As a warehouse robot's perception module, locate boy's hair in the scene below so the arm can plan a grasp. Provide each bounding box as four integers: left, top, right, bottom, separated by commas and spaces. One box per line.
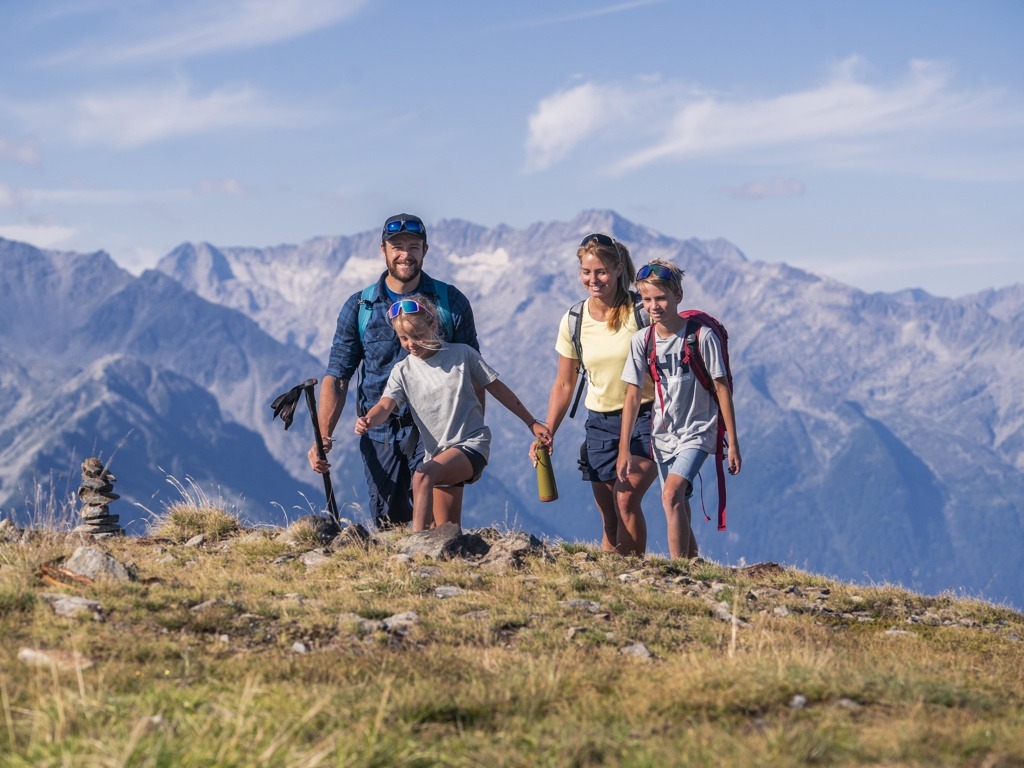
635, 259, 685, 297
577, 235, 638, 332
389, 294, 443, 351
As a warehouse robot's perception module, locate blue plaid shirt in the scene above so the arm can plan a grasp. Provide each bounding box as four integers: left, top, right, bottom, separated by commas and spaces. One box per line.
325, 271, 479, 442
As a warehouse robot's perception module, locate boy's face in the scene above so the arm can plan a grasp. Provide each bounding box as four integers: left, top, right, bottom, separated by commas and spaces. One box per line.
639, 282, 681, 324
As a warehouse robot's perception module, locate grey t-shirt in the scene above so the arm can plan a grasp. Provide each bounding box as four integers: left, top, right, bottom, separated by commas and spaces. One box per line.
383, 342, 500, 460
621, 325, 725, 461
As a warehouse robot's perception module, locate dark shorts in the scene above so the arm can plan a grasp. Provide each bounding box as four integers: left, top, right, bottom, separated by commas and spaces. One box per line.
446, 446, 488, 487
579, 402, 653, 483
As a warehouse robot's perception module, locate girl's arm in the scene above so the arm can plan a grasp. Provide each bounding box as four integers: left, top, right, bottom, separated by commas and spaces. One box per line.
354, 397, 398, 435
713, 379, 741, 475
615, 383, 643, 483
543, 354, 578, 439
484, 380, 552, 445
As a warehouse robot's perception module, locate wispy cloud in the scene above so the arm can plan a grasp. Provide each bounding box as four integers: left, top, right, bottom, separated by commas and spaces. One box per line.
48, 0, 367, 65
196, 177, 248, 197
525, 57, 1024, 180
13, 79, 301, 148
724, 178, 805, 200
0, 223, 77, 248
0, 135, 42, 166
0, 183, 15, 208
510, 0, 664, 29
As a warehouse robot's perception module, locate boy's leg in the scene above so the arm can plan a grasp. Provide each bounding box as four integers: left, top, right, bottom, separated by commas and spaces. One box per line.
411, 447, 473, 530
662, 474, 697, 559
658, 449, 708, 559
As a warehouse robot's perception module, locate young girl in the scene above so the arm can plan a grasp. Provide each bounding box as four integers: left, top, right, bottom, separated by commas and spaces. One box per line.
356, 295, 552, 531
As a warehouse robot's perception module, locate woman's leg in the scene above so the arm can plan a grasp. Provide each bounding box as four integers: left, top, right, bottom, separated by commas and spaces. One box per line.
411, 448, 473, 531
590, 481, 619, 552
614, 455, 655, 557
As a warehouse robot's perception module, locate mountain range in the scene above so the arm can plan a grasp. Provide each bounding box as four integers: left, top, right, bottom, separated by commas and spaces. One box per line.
1, 210, 1021, 608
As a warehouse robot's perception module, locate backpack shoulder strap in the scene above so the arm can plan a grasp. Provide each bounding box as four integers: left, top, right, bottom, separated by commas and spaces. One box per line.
432, 281, 455, 340
631, 289, 650, 330
357, 284, 376, 341
567, 300, 587, 419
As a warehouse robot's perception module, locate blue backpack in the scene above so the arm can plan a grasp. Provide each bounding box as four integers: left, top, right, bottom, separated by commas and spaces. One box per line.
357, 282, 454, 341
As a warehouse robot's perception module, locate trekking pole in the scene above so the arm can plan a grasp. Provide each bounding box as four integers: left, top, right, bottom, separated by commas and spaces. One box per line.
270, 378, 341, 524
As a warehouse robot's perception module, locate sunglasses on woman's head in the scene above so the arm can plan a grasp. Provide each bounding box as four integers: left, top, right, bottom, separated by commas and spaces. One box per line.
579, 233, 615, 248
636, 263, 675, 281
387, 299, 424, 319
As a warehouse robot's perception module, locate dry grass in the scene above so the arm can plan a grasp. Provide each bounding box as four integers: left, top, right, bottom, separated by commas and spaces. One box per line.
1, 515, 1022, 767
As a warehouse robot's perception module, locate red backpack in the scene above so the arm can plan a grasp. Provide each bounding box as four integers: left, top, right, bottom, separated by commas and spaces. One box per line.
645, 310, 733, 531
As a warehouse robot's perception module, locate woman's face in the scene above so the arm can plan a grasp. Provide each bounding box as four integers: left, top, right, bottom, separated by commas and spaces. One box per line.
579, 252, 621, 303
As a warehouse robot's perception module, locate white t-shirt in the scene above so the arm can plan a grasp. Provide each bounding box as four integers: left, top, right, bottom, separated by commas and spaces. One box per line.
383, 342, 499, 460
621, 325, 725, 461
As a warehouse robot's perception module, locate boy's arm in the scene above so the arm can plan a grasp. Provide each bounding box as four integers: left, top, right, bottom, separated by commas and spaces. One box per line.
616, 383, 643, 483
484, 380, 552, 445
713, 378, 741, 475
355, 397, 397, 435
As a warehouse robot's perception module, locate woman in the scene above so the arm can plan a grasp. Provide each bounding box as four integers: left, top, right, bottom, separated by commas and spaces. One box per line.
533, 233, 657, 555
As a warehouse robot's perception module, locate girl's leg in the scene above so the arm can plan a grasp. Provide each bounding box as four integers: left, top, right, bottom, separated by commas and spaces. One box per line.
614, 455, 656, 557
590, 481, 619, 552
662, 474, 698, 559
411, 448, 473, 531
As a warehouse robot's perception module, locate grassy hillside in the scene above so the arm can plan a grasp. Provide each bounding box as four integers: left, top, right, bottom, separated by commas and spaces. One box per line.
1, 506, 1022, 767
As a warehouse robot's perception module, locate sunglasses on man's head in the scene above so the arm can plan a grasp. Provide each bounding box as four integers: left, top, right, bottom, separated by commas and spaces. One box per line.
385, 219, 424, 236
636, 263, 676, 282
579, 233, 615, 248
387, 299, 425, 319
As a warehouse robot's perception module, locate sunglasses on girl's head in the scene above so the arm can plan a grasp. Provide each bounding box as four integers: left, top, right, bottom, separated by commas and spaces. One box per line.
387, 299, 424, 319
385, 219, 424, 235
579, 233, 615, 248
636, 263, 675, 281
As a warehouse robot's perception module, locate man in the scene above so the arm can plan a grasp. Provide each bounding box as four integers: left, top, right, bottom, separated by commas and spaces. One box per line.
308, 213, 479, 528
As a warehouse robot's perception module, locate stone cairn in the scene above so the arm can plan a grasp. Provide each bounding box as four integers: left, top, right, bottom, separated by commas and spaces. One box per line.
73, 458, 123, 538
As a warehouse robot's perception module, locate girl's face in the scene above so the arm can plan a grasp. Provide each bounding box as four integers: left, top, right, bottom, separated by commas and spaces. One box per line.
639, 282, 682, 324
394, 319, 435, 358
579, 252, 621, 303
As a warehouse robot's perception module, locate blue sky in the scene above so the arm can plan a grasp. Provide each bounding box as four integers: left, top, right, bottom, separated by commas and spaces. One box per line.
1, 0, 1022, 297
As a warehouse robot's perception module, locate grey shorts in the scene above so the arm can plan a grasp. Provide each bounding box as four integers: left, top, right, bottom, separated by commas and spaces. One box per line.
656, 448, 709, 498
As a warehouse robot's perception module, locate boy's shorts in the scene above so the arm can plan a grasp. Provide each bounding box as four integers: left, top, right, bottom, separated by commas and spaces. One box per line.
579, 402, 653, 483
656, 448, 709, 497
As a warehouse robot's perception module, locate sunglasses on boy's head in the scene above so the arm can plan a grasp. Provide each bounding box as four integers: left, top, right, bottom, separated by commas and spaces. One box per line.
636, 263, 675, 282
579, 233, 615, 248
385, 219, 424, 236
387, 299, 424, 319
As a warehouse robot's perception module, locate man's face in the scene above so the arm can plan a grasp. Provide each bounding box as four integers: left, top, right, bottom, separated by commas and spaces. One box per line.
381, 234, 427, 283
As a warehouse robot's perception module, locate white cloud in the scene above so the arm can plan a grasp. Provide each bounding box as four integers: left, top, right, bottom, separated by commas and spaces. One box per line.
524, 81, 664, 172
725, 178, 805, 200
52, 0, 367, 65
525, 58, 1024, 180
0, 184, 15, 208
0, 223, 77, 248
16, 80, 298, 148
196, 178, 248, 197
0, 135, 42, 165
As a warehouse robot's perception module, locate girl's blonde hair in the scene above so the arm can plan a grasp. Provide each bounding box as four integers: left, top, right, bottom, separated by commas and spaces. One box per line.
389, 294, 443, 352
577, 234, 638, 332
635, 259, 685, 297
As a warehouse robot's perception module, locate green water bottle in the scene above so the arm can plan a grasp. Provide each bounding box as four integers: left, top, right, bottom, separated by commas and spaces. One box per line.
535, 441, 558, 502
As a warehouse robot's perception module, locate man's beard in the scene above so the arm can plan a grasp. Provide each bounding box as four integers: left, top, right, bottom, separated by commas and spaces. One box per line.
388, 261, 422, 283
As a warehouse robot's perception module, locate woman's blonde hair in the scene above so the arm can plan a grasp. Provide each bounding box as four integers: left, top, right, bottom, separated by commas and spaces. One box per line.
577, 234, 638, 332
389, 294, 443, 352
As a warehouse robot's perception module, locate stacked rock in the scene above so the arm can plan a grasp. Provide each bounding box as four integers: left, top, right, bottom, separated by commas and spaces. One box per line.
73, 458, 123, 538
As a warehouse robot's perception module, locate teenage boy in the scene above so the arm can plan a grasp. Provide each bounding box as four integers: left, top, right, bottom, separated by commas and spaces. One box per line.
308, 213, 479, 529
616, 260, 741, 558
